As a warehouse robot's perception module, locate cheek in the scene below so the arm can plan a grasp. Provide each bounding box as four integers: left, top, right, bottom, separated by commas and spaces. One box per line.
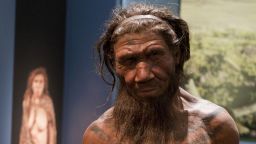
40, 84, 45, 91
116, 68, 136, 85
40, 82, 44, 87
152, 62, 175, 80
124, 71, 136, 86
32, 83, 36, 89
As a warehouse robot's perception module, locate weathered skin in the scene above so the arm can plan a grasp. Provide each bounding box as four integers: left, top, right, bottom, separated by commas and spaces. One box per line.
83, 31, 239, 144
83, 88, 239, 144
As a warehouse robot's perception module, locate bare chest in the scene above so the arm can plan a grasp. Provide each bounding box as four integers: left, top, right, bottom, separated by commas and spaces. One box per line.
99, 114, 212, 144
108, 120, 212, 144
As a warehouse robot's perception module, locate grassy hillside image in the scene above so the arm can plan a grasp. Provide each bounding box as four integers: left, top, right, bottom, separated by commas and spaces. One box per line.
181, 0, 256, 141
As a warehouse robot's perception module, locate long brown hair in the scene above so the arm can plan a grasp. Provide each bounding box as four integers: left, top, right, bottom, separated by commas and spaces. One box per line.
97, 3, 190, 143
96, 3, 190, 91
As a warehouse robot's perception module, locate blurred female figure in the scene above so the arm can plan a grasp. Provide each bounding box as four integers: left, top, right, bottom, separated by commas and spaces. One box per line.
19, 67, 56, 144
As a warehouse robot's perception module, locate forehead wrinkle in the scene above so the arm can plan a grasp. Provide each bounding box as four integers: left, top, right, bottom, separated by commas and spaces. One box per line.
115, 39, 164, 56
114, 32, 165, 50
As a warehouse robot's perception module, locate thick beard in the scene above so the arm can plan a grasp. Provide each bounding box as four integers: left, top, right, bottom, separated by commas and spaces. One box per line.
112, 72, 183, 144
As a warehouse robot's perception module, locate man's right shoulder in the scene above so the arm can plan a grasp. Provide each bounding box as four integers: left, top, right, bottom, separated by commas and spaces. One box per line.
83, 108, 116, 144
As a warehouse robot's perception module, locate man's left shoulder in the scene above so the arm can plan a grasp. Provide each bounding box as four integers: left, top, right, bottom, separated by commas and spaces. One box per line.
198, 99, 240, 144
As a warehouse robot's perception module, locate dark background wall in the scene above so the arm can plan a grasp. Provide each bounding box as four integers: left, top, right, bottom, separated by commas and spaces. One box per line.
0, 0, 15, 143
11, 0, 65, 143
62, 0, 116, 143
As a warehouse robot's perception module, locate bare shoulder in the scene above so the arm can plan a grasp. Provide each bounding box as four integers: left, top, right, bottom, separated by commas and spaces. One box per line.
180, 88, 240, 144
196, 99, 239, 144
83, 107, 116, 144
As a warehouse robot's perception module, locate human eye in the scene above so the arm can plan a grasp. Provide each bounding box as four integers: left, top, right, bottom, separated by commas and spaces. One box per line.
148, 49, 164, 58
151, 50, 160, 56
118, 55, 138, 66
124, 56, 138, 65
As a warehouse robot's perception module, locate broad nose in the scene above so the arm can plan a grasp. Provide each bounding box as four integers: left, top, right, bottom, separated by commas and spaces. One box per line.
135, 62, 154, 83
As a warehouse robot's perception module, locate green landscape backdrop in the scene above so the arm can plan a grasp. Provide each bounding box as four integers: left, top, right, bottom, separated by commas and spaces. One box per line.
181, 0, 256, 141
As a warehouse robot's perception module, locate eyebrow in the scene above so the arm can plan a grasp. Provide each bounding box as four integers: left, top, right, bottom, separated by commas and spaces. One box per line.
117, 53, 139, 61
117, 46, 166, 61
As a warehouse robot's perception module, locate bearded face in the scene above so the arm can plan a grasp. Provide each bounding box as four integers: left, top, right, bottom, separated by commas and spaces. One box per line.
114, 32, 178, 99
112, 32, 184, 143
